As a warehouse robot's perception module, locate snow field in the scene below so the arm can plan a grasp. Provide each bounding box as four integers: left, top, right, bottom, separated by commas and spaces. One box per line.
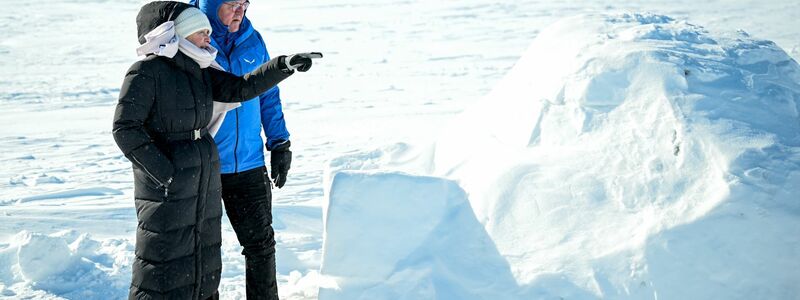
2, 0, 800, 298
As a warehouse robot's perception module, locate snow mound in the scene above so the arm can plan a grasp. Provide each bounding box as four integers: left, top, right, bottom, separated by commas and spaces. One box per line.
321, 13, 800, 299
16, 232, 74, 282
0, 230, 133, 298
8, 174, 65, 187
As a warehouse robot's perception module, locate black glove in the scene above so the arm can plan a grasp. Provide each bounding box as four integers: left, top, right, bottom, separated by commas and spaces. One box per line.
281, 52, 323, 72
269, 140, 292, 188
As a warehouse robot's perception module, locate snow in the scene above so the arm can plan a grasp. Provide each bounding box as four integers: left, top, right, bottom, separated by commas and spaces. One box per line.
320, 12, 800, 300
320, 171, 521, 299
2, 0, 800, 299
0, 231, 132, 299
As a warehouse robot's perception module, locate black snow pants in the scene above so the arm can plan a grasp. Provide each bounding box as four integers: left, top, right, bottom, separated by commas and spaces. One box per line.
221, 166, 279, 300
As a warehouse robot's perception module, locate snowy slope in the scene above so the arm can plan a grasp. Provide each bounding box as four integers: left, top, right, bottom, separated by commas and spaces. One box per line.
321, 13, 800, 299
2, 0, 800, 299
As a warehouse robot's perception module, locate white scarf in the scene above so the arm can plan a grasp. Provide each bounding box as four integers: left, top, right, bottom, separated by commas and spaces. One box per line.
135, 21, 239, 137
178, 38, 218, 69
136, 21, 221, 69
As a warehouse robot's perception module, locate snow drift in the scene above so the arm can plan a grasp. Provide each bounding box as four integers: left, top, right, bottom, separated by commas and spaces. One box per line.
320, 13, 800, 299
0, 231, 133, 298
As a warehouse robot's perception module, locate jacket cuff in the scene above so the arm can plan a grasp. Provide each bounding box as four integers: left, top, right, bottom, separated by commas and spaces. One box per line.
278, 56, 295, 74
267, 139, 290, 151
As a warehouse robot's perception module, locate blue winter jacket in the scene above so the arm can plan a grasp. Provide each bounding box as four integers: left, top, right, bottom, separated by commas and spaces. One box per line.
191, 0, 290, 174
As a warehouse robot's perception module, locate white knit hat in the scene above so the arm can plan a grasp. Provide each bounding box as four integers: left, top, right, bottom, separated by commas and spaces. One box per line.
174, 7, 212, 38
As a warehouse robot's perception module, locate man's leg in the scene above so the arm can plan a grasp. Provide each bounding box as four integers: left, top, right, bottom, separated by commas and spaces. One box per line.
221, 166, 279, 300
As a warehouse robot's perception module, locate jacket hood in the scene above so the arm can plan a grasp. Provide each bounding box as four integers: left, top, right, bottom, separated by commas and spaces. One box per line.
136, 1, 194, 44
189, 0, 253, 45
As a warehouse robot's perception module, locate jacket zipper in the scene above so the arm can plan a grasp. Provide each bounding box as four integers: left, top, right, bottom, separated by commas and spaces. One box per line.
227, 38, 241, 174
191, 140, 203, 299
234, 108, 239, 173
129, 154, 169, 196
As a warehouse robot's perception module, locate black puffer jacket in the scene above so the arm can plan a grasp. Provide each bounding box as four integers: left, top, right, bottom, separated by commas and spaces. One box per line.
112, 2, 292, 299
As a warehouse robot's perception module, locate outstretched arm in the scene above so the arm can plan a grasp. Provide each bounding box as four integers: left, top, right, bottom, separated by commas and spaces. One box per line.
208, 56, 293, 103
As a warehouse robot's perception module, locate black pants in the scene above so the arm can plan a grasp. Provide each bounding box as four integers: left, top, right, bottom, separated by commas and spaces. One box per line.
221, 166, 279, 300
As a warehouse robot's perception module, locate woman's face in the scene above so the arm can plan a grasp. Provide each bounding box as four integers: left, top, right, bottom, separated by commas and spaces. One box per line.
186, 29, 211, 49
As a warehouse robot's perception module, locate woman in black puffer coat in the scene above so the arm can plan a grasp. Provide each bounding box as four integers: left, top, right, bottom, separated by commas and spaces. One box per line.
112, 2, 313, 299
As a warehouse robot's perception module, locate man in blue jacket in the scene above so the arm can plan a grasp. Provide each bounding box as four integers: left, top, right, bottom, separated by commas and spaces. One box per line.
191, 0, 299, 298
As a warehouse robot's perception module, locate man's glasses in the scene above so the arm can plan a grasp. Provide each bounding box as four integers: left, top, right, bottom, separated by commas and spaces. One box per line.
223, 1, 250, 11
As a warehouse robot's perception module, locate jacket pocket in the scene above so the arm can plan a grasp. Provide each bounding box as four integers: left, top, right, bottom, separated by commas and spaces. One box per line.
131, 162, 173, 201
132, 168, 171, 200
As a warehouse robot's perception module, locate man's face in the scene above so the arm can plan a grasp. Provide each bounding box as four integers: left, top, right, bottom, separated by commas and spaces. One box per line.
218, 0, 249, 33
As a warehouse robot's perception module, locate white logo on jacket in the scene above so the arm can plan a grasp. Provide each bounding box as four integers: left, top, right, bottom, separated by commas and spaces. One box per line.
243, 58, 255, 64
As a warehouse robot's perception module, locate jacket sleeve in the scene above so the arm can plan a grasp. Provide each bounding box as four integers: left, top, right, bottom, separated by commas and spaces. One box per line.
112, 67, 175, 187
259, 87, 290, 150
208, 56, 293, 103
258, 40, 290, 149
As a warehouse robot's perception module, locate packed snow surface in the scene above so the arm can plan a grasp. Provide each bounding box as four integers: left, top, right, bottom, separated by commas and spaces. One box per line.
320, 171, 519, 299
2, 0, 800, 299
320, 13, 800, 299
